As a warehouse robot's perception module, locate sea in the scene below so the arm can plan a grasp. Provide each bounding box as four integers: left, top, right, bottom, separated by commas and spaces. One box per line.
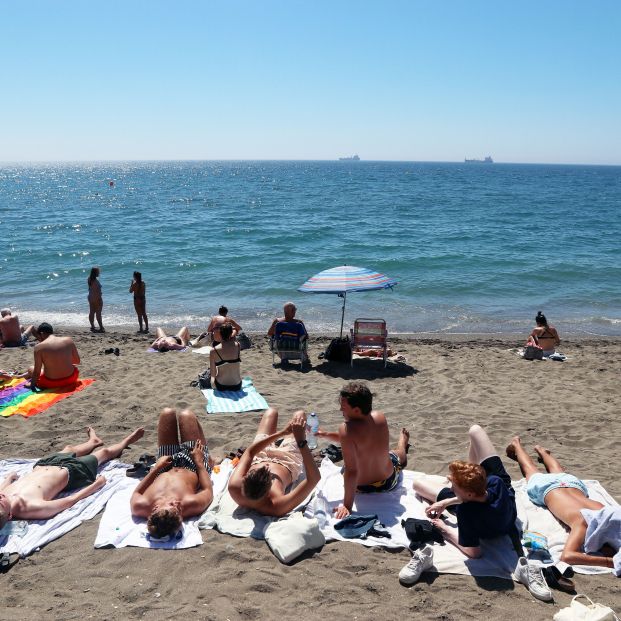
1, 161, 620, 336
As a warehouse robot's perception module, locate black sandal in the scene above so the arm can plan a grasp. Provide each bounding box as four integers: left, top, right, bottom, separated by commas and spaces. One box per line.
126, 462, 150, 478
542, 566, 576, 593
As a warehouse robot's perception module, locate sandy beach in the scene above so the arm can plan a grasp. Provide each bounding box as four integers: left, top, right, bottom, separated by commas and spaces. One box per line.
1, 329, 619, 620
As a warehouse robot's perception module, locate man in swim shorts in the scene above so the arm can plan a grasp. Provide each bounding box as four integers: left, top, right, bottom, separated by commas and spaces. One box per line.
0, 426, 144, 527
130, 408, 214, 539
506, 437, 618, 571
316, 382, 410, 519
0, 308, 34, 347
228, 408, 321, 517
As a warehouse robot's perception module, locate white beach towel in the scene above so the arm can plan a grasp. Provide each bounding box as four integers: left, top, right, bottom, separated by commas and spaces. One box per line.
147, 346, 189, 353
514, 347, 568, 361
514, 478, 617, 575
201, 377, 269, 414
191, 346, 213, 356
0, 458, 128, 558
94, 460, 231, 550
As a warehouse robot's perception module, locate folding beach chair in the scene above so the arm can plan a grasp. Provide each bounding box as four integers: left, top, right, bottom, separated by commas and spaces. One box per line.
350, 318, 388, 368
269, 321, 309, 366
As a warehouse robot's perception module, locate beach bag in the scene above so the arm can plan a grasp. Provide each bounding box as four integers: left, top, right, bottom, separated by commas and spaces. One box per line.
236, 332, 252, 350
553, 594, 618, 621
197, 368, 211, 389
523, 344, 543, 360
401, 518, 445, 548
325, 336, 351, 363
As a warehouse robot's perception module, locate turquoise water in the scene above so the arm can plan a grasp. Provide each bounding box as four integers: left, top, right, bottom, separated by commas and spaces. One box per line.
1, 161, 620, 335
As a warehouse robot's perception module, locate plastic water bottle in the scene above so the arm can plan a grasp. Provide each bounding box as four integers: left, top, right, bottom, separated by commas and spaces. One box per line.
307, 412, 319, 449
313, 491, 330, 528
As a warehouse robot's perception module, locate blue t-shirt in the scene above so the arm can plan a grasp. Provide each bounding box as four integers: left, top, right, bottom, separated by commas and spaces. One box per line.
456, 475, 517, 547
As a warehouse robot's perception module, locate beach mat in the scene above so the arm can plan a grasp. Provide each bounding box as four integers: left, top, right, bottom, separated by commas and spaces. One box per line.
201, 377, 268, 413
0, 458, 128, 558
95, 459, 231, 550
0, 377, 95, 418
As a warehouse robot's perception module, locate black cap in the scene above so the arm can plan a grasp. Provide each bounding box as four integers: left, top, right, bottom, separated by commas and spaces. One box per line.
37, 322, 54, 334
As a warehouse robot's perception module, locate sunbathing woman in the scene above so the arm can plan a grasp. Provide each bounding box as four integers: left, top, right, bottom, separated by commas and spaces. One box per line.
151, 327, 190, 352
209, 322, 242, 391
129, 271, 149, 333
527, 311, 560, 357
506, 437, 618, 572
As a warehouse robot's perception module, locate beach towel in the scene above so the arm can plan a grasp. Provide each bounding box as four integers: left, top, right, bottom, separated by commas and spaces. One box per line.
0, 377, 95, 418
191, 346, 213, 356
201, 377, 269, 414
94, 459, 231, 550
0, 458, 127, 558
146, 347, 188, 353
515, 348, 567, 361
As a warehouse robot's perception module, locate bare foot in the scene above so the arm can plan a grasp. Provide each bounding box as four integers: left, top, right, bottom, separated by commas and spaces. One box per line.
399, 428, 411, 454
87, 427, 104, 448
124, 427, 145, 446
534, 445, 551, 464
505, 436, 522, 461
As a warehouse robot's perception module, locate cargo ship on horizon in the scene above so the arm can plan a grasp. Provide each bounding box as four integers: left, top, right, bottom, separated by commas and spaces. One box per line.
465, 156, 493, 163
339, 154, 360, 161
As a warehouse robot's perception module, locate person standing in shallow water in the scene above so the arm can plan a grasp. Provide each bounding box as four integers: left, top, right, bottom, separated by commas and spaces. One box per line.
87, 267, 104, 333
129, 271, 149, 333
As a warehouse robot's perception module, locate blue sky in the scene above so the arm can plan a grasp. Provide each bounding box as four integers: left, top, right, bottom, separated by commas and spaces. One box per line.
1, 1, 620, 164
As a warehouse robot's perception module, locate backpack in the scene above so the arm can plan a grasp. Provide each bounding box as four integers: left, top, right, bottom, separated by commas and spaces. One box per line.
523, 344, 544, 360
325, 336, 352, 363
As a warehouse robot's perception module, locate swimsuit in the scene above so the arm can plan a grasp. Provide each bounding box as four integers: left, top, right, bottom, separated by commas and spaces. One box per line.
157, 441, 212, 474
37, 366, 79, 389
251, 434, 303, 482
356, 452, 402, 493
213, 347, 242, 391
2, 334, 28, 347
527, 472, 588, 507
34, 452, 98, 492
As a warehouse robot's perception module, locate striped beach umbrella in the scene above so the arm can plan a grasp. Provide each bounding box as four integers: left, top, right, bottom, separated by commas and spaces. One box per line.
298, 265, 398, 337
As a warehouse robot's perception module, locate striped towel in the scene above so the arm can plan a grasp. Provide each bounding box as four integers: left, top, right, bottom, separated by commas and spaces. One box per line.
201, 377, 268, 414
0, 377, 95, 418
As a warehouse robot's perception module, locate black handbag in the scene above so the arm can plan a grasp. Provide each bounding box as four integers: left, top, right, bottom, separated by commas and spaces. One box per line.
401, 518, 444, 549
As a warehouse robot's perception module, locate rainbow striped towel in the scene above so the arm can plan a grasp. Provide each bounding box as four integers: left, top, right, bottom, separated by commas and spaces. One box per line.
0, 377, 95, 418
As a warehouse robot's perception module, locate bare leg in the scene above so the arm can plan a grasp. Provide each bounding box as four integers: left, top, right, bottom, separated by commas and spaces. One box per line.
177, 326, 190, 346
178, 409, 207, 444
468, 424, 497, 464
256, 408, 279, 436
534, 445, 565, 474
95, 304, 104, 332
392, 428, 410, 468
505, 436, 540, 480
88, 305, 96, 331
143, 312, 149, 332
155, 327, 167, 339
62, 427, 104, 455
157, 407, 180, 446
92, 428, 145, 465
413, 478, 446, 502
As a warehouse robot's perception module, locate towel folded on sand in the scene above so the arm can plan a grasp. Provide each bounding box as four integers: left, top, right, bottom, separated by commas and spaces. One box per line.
201, 377, 269, 413
0, 377, 95, 418
304, 460, 617, 579
0, 459, 128, 558
95, 459, 232, 550
191, 346, 213, 356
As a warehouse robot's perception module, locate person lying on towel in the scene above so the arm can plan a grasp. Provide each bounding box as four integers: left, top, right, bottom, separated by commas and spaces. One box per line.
316, 382, 410, 519
507, 436, 619, 573
130, 408, 213, 539
0, 426, 144, 527
228, 408, 320, 517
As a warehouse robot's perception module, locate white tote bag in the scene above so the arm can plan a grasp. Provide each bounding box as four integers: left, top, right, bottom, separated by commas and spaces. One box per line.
553, 594, 618, 621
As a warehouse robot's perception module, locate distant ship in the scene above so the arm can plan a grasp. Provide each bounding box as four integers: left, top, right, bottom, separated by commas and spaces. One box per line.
465, 156, 493, 163
339, 154, 360, 161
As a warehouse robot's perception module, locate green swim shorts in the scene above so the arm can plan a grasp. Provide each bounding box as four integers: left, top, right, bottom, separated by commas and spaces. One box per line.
34, 452, 99, 492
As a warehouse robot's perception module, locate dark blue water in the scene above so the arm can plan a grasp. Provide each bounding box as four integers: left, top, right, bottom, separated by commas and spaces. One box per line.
1, 161, 620, 335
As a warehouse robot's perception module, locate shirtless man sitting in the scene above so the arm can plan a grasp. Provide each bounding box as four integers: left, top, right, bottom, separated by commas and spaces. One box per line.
0, 308, 34, 347
150, 327, 190, 352
228, 408, 321, 517
0, 426, 144, 527
506, 436, 618, 571
207, 306, 242, 345
316, 382, 410, 519
130, 408, 213, 539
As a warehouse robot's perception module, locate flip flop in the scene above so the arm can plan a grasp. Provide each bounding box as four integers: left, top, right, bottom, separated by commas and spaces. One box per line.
320, 444, 343, 463
126, 463, 150, 479
543, 566, 576, 593
138, 454, 156, 467
0, 552, 19, 573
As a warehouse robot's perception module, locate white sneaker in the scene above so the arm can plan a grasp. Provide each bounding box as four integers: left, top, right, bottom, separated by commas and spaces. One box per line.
512, 557, 553, 602
399, 544, 434, 585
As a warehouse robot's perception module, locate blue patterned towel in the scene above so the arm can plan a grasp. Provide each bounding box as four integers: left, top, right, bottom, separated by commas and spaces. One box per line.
202, 377, 268, 413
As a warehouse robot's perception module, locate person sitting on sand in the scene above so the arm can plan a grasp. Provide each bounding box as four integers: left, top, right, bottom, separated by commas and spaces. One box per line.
150, 327, 190, 352
0, 426, 144, 527
209, 322, 242, 391
0, 308, 34, 347
316, 382, 410, 519
129, 271, 149, 334
207, 305, 242, 346
87, 266, 104, 333
130, 408, 213, 539
526, 311, 560, 357
506, 437, 619, 572
228, 408, 321, 517
267, 302, 307, 339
